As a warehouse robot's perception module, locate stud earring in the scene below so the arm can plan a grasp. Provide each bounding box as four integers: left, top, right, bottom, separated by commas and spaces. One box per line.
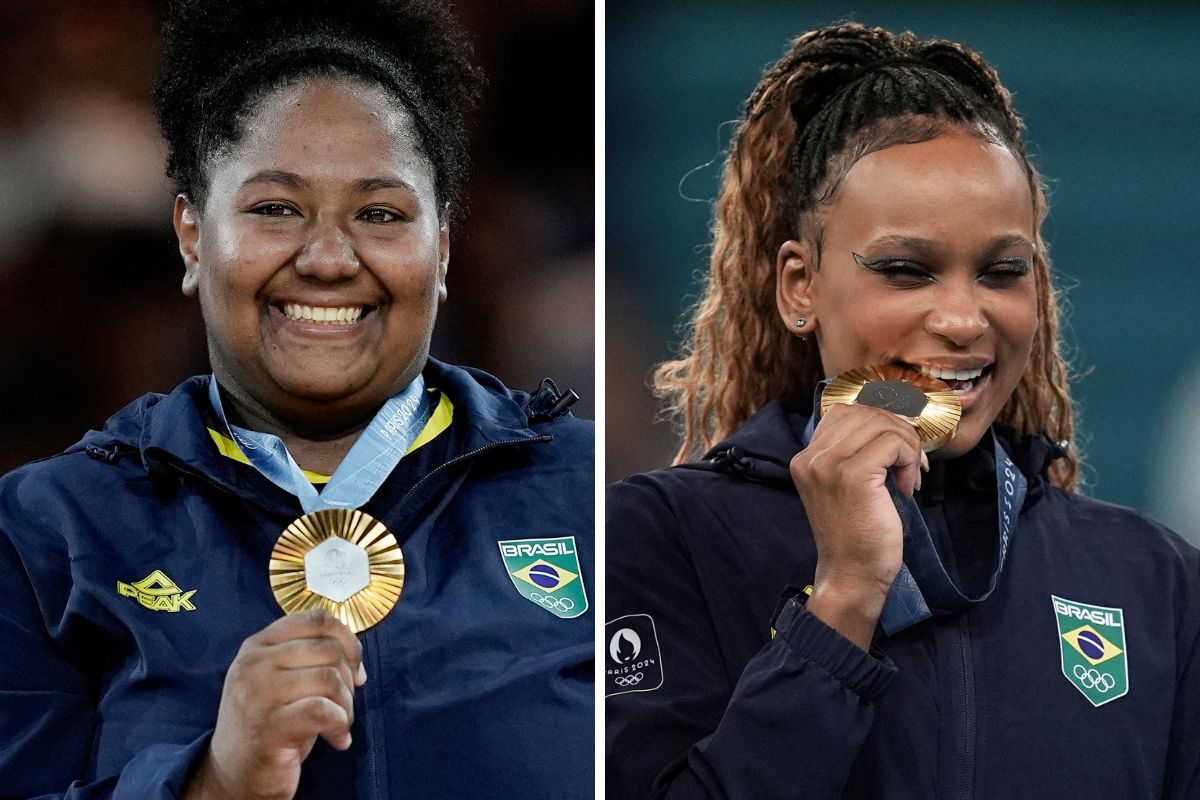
795, 318, 807, 329
794, 318, 809, 342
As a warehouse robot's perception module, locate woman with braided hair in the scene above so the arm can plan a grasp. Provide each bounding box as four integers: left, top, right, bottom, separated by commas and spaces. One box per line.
606, 23, 1199, 799
0, 1, 593, 797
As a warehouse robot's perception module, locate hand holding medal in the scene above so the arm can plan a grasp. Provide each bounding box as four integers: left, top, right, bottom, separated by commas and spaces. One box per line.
790, 364, 961, 650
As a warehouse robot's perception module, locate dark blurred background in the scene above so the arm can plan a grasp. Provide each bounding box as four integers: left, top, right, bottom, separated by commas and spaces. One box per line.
607, 2, 1200, 545
0, 0, 594, 474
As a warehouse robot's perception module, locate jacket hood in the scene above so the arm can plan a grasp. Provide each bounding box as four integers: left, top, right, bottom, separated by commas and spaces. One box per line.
700, 398, 1063, 504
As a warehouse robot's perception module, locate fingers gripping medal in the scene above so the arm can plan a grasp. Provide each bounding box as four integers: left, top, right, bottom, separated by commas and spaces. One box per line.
820, 364, 962, 452
269, 509, 404, 634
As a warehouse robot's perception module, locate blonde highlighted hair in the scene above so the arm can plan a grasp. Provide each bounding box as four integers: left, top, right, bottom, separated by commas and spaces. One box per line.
655, 24, 1077, 490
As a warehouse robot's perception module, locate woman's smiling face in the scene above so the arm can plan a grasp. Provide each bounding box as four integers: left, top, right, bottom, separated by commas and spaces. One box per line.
778, 128, 1039, 459
174, 77, 447, 434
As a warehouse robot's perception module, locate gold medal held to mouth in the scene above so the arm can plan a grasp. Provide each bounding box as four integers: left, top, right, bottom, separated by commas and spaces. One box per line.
269, 508, 404, 634
820, 364, 962, 452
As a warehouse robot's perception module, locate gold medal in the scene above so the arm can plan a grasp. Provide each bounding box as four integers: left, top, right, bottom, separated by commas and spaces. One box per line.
268, 508, 404, 634
820, 364, 962, 452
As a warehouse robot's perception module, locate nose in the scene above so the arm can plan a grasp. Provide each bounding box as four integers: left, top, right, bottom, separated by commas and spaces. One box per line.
294, 217, 360, 281
925, 280, 988, 347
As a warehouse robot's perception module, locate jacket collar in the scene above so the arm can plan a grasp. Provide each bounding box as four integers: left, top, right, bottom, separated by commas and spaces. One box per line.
75, 358, 546, 510
700, 398, 1059, 505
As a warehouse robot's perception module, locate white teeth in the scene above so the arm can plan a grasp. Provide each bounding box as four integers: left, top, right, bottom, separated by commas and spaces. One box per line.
917, 365, 985, 381
282, 303, 365, 325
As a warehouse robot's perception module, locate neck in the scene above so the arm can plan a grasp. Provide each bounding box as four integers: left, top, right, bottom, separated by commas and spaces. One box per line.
217, 385, 375, 476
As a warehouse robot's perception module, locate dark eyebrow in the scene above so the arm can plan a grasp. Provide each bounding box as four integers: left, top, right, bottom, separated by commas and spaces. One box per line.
861, 234, 941, 257
238, 171, 417, 195
862, 233, 1034, 257
240, 169, 307, 190
984, 234, 1035, 255
353, 176, 417, 195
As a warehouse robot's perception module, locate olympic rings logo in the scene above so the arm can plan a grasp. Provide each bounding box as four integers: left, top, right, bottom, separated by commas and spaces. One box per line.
1073, 664, 1116, 692
529, 592, 575, 613
614, 672, 644, 687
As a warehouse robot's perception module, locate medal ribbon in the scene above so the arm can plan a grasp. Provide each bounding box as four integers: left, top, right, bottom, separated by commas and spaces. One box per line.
802, 384, 1027, 636
207, 375, 433, 514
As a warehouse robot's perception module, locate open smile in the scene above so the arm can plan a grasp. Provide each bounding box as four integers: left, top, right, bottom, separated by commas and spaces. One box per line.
893, 361, 996, 411
269, 301, 381, 329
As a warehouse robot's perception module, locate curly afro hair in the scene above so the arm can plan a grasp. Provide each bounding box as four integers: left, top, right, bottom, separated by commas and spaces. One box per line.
154, 0, 483, 221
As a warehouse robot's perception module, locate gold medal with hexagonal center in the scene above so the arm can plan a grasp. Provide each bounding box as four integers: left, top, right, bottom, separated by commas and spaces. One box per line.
821, 364, 962, 453
269, 508, 404, 633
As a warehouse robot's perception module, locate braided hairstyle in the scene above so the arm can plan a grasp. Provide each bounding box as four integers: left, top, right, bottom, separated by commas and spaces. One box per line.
655, 23, 1078, 490
153, 0, 483, 222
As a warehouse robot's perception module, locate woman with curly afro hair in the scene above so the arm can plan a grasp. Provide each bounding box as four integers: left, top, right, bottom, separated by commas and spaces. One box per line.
0, 1, 593, 797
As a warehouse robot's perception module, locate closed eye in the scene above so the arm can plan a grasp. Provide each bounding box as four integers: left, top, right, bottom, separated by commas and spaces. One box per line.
852, 253, 935, 288
979, 256, 1032, 286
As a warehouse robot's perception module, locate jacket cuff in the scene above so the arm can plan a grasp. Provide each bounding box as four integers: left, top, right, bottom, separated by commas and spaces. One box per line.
774, 596, 896, 701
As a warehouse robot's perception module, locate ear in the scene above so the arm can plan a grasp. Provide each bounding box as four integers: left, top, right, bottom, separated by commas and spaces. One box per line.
775, 239, 817, 335
436, 220, 449, 303
173, 195, 202, 297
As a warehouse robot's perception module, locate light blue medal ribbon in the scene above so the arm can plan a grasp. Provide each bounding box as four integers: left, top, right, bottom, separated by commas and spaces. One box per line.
879, 431, 1026, 635
801, 384, 1027, 636
207, 375, 433, 513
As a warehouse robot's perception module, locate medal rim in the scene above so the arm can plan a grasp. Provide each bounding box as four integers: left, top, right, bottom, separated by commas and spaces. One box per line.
268, 508, 404, 634
820, 364, 962, 452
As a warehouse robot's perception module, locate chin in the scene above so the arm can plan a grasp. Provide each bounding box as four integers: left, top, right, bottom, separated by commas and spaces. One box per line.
272, 372, 371, 402
931, 421, 988, 461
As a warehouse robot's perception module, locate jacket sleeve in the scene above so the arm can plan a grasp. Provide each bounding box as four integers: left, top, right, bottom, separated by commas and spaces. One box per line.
0, 526, 209, 799
605, 476, 897, 800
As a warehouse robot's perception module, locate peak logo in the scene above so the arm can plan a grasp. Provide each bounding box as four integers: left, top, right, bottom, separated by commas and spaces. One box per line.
117, 570, 197, 613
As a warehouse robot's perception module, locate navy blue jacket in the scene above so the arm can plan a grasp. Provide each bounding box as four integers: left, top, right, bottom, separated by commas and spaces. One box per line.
0, 359, 593, 798
606, 399, 1200, 799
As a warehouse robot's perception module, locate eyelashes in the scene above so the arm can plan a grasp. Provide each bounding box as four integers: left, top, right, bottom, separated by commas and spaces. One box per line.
852, 252, 1032, 287
249, 202, 299, 217
246, 204, 410, 224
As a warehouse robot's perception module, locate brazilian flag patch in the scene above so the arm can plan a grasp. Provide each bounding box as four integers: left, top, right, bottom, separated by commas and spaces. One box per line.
1052, 595, 1129, 707
498, 536, 588, 619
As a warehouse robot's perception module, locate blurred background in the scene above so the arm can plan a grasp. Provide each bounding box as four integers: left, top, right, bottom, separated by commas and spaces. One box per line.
0, 0, 594, 474
607, 2, 1200, 545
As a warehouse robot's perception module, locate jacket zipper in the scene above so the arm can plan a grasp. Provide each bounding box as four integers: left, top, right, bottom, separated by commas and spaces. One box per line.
363, 626, 385, 799
395, 435, 551, 507
956, 613, 976, 799
162, 459, 245, 500
366, 434, 550, 798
